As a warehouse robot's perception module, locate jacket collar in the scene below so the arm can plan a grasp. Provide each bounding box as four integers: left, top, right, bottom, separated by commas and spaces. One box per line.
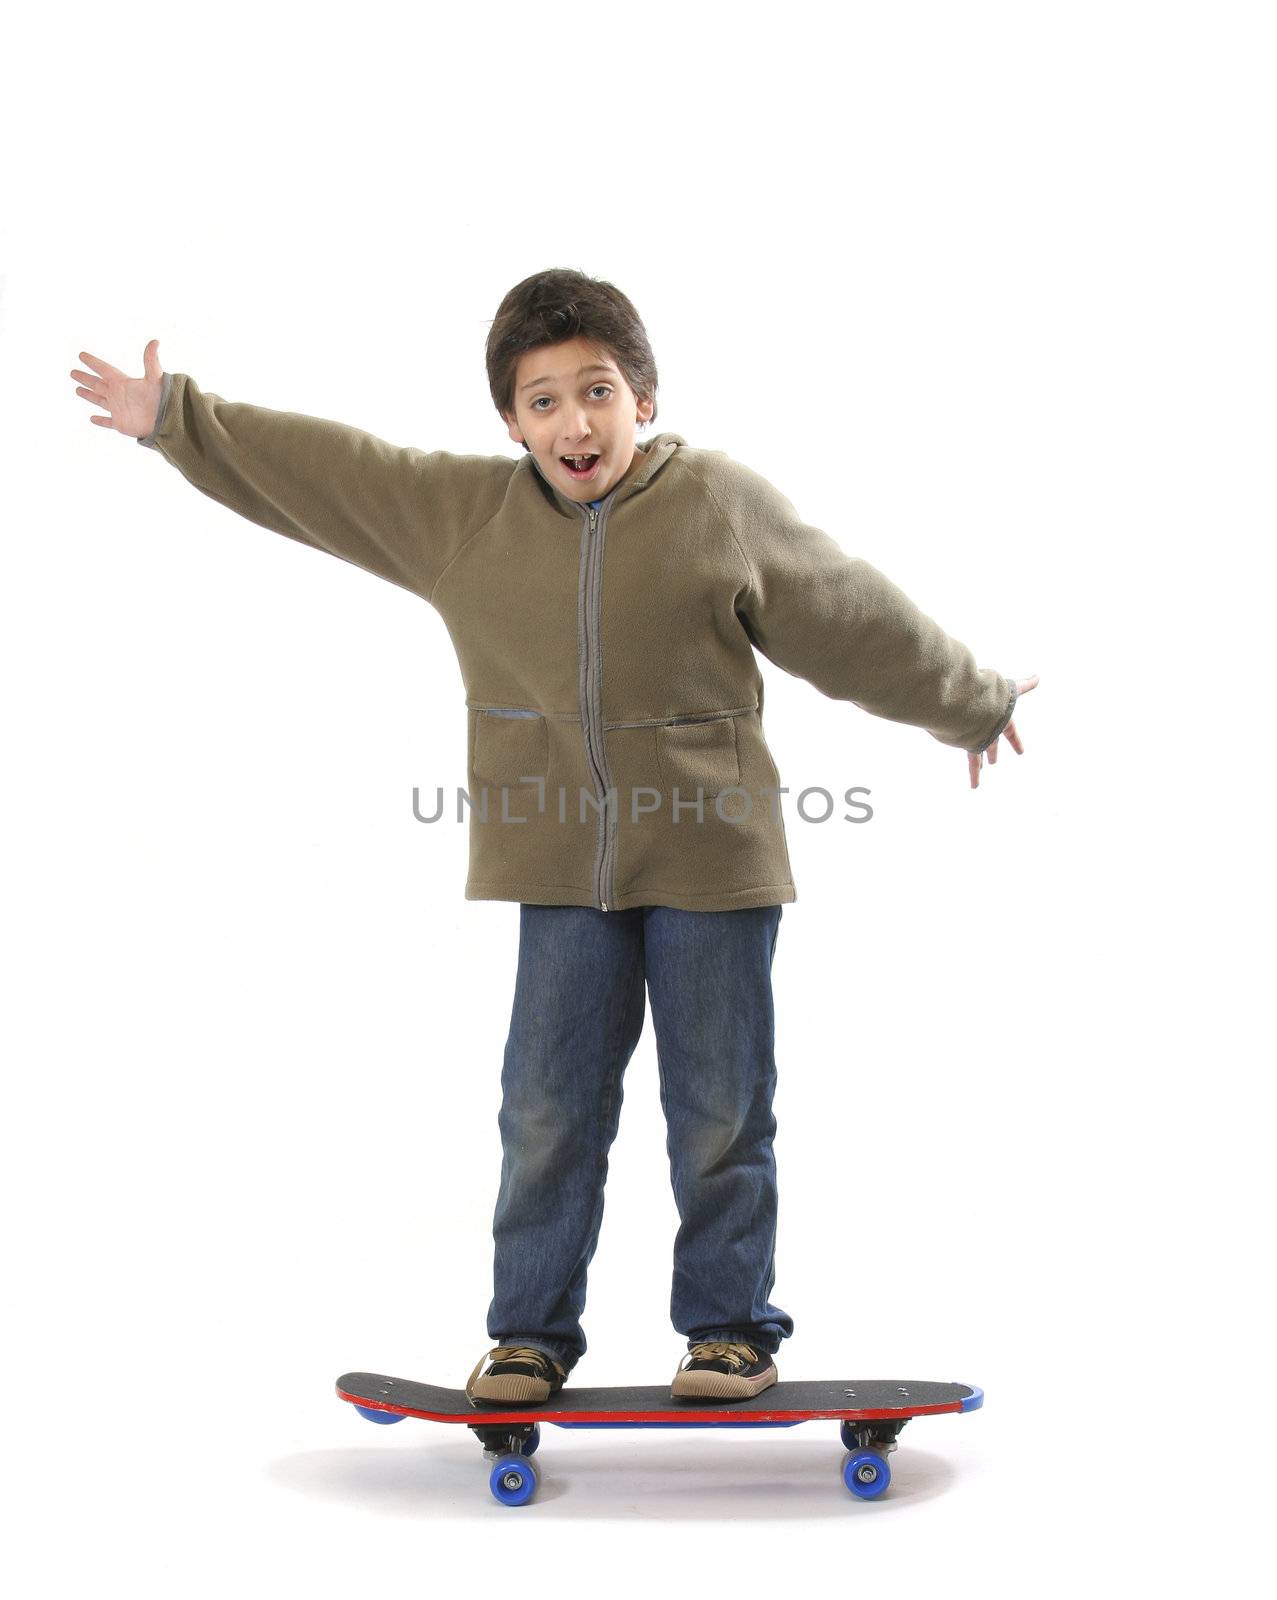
525, 432, 687, 518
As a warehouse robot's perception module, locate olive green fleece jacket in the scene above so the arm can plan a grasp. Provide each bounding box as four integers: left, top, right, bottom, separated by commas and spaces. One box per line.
138, 371, 1016, 912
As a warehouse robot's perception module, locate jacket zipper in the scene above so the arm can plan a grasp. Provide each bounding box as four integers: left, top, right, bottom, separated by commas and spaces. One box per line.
581, 499, 615, 911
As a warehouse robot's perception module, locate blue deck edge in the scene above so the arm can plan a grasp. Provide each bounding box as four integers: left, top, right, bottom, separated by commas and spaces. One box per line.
960, 1386, 984, 1413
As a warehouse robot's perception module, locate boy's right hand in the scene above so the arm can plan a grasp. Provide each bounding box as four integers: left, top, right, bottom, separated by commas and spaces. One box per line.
71, 339, 165, 438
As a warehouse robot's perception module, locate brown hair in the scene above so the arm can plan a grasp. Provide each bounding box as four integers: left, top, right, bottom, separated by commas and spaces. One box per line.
486, 268, 659, 450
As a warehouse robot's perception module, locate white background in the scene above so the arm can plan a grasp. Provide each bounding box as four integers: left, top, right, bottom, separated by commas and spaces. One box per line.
2, 0, 1271, 1591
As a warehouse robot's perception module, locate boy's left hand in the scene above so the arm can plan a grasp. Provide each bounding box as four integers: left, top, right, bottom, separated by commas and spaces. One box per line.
968, 674, 1039, 789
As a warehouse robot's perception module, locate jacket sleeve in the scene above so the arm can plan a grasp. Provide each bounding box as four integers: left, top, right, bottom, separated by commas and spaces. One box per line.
137, 371, 512, 604
710, 455, 1018, 753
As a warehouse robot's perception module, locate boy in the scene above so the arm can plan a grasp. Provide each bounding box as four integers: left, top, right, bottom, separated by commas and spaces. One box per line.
72, 268, 1035, 1406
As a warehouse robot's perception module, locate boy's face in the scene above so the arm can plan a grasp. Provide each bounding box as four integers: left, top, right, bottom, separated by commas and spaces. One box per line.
503, 336, 655, 502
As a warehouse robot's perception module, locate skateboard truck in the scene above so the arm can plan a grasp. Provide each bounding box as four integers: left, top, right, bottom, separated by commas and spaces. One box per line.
471, 1422, 539, 1461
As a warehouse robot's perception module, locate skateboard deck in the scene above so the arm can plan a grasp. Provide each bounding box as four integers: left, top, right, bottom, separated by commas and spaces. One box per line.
336, 1370, 983, 1504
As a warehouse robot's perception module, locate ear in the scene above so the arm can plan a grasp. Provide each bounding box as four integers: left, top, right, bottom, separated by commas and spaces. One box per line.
502, 410, 525, 447
636, 393, 656, 425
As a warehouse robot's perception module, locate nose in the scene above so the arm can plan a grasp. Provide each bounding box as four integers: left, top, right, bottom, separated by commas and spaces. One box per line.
559, 408, 592, 447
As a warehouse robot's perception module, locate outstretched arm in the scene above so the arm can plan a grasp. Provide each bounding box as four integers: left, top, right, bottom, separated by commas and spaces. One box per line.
72, 341, 511, 603
707, 453, 1037, 781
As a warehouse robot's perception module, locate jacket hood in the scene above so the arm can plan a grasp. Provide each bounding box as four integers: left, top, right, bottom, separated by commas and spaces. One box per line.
524, 431, 688, 517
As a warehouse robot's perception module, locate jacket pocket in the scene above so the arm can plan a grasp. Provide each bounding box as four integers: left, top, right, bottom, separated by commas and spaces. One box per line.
656, 713, 741, 799
472, 707, 548, 787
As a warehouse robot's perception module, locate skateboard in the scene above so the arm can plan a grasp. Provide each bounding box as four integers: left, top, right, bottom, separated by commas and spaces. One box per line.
336, 1370, 983, 1505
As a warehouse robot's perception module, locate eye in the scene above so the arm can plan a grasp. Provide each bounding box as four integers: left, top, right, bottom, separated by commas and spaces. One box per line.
530, 385, 613, 412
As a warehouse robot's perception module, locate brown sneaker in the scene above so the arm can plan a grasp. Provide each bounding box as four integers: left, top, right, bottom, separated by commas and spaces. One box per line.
671, 1341, 778, 1400
466, 1345, 568, 1405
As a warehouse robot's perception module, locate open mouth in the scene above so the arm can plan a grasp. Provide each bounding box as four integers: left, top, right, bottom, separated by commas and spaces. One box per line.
560, 453, 602, 481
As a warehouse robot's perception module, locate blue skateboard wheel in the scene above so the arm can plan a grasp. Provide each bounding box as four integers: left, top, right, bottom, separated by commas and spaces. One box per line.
843, 1449, 891, 1500
354, 1404, 406, 1425
490, 1453, 538, 1506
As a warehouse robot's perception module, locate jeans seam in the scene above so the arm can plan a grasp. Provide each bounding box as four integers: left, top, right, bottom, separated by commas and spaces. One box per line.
590, 934, 645, 1256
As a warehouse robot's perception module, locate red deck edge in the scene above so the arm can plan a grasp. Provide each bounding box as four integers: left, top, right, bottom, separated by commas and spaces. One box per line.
335, 1385, 963, 1426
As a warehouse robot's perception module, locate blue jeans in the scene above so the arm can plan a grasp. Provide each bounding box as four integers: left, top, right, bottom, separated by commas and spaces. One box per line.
486, 902, 793, 1374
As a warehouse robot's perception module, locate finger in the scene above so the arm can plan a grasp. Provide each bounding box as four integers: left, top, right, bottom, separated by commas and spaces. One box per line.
1004, 719, 1025, 755
143, 337, 161, 379
77, 351, 123, 379
74, 384, 111, 409
70, 368, 104, 386
987, 739, 999, 766
968, 750, 981, 788
1017, 673, 1040, 695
